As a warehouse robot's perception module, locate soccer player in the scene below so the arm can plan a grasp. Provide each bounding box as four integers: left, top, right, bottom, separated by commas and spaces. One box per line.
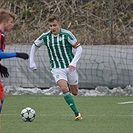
30, 15, 83, 120
0, 10, 29, 113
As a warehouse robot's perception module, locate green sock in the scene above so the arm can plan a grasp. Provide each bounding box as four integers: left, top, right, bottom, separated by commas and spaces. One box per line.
63, 92, 78, 114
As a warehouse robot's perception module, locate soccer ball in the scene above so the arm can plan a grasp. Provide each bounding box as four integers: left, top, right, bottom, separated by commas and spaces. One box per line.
20, 107, 36, 122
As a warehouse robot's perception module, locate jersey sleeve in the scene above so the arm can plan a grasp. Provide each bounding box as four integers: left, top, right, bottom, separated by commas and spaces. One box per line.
69, 45, 83, 67
67, 31, 80, 48
0, 50, 16, 59
34, 33, 45, 47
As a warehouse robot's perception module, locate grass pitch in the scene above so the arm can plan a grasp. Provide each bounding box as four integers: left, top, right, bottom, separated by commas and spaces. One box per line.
0, 95, 133, 133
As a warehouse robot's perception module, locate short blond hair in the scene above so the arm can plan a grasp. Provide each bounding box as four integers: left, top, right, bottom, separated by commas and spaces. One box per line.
0, 10, 15, 23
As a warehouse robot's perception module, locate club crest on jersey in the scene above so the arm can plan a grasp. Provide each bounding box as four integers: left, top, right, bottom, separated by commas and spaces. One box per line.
56, 74, 59, 79
59, 37, 62, 42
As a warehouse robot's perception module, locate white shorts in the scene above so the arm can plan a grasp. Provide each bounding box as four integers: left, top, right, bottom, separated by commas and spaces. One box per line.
51, 68, 78, 85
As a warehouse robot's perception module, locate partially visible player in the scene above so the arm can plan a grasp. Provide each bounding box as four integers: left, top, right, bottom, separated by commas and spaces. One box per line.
0, 10, 29, 113
30, 15, 83, 120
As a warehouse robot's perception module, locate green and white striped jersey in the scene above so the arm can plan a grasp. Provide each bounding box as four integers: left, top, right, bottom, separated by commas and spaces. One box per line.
34, 28, 80, 68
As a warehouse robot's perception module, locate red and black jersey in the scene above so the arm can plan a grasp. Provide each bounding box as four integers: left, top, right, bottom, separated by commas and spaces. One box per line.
0, 30, 6, 52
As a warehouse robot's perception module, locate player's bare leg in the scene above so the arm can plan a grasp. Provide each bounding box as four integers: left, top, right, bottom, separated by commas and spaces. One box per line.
69, 84, 78, 96
57, 79, 69, 92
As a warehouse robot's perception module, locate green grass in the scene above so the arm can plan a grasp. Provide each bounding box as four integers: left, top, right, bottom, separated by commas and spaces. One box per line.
0, 95, 133, 133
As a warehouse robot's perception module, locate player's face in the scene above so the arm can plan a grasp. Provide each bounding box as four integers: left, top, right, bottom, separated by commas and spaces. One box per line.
49, 20, 61, 35
4, 17, 14, 32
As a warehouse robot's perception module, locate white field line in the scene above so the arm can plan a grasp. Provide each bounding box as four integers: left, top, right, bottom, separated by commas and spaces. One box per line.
117, 101, 133, 104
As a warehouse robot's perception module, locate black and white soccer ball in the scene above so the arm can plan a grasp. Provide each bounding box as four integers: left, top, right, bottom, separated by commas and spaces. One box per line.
20, 107, 36, 122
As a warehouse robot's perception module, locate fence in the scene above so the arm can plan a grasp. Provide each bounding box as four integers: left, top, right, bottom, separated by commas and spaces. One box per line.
2, 44, 133, 89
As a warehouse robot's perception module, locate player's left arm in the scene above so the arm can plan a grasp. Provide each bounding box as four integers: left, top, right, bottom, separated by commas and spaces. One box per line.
69, 45, 82, 69
68, 33, 83, 69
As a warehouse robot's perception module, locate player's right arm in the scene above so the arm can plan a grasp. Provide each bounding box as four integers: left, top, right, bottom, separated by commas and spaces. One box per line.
0, 50, 16, 58
29, 34, 44, 70
0, 50, 29, 60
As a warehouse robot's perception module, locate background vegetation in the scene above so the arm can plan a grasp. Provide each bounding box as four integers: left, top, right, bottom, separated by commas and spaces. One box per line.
0, 0, 133, 45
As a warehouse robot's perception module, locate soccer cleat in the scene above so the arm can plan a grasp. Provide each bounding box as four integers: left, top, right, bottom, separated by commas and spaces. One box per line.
75, 112, 82, 121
